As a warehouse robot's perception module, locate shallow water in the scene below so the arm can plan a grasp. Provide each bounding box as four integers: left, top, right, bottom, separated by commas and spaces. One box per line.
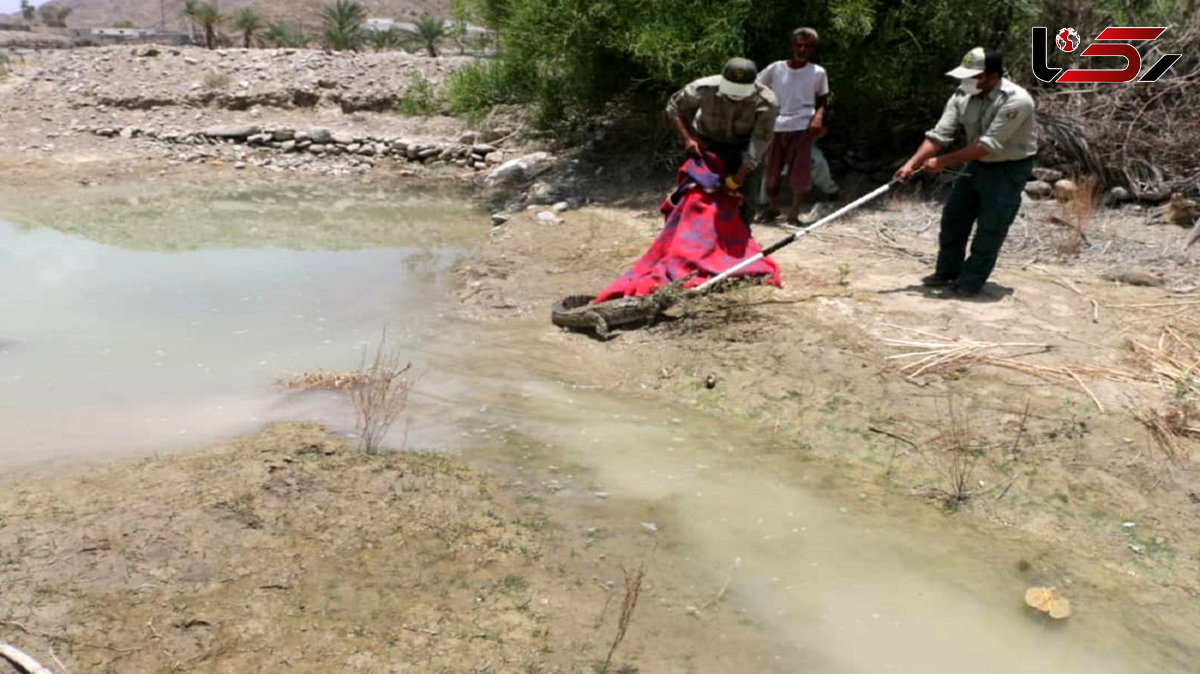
452, 373, 1200, 673
2, 179, 1197, 672
0, 181, 484, 462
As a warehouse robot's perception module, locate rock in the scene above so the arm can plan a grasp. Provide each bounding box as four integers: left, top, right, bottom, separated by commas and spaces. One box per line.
271, 129, 295, 141
1053, 178, 1077, 201
119, 127, 137, 139
331, 130, 355, 145
1032, 167, 1064, 182
1100, 270, 1165, 287
484, 151, 503, 165
480, 128, 511, 143
347, 143, 361, 153
1108, 186, 1131, 202
184, 56, 199, 65
473, 143, 498, 155
418, 147, 440, 159
203, 124, 261, 140
459, 131, 478, 144
484, 151, 554, 188
234, 161, 247, 169
280, 140, 296, 152
552, 201, 570, 213
535, 210, 563, 225
527, 180, 561, 204
307, 128, 332, 144
1024, 180, 1052, 199
490, 212, 511, 226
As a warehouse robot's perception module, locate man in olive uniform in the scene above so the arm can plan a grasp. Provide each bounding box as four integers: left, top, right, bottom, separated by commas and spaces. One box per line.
895, 47, 1037, 298
666, 57, 779, 227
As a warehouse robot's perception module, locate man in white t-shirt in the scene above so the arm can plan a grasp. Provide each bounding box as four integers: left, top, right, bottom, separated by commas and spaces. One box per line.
755, 27, 830, 225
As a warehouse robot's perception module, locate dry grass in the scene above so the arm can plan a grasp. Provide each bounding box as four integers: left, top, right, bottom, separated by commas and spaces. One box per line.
277, 332, 415, 454
601, 563, 645, 673
1050, 175, 1099, 257
1124, 318, 1200, 459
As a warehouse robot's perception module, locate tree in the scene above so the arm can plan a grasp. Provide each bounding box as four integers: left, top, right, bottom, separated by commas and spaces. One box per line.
322, 0, 367, 52
20, 0, 34, 23
191, 2, 222, 50
38, 4, 72, 27
263, 21, 310, 48
410, 15, 447, 57
231, 8, 264, 48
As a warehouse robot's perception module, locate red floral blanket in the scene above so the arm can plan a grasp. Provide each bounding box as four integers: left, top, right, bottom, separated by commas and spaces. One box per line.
594, 152, 781, 302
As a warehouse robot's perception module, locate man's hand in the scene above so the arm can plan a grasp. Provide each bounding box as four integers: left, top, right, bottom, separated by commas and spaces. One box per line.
808, 116, 827, 138
894, 162, 918, 183
683, 135, 703, 157
921, 156, 945, 174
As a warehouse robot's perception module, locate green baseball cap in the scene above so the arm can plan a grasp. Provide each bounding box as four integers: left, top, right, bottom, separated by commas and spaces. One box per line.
719, 57, 757, 99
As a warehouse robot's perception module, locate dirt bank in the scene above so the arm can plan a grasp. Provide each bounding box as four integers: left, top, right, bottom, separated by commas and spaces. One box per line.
456, 192, 1200, 601
1, 422, 789, 673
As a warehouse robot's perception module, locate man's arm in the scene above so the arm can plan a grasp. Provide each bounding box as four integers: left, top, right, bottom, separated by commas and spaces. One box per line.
924, 95, 1035, 172
895, 95, 959, 181
666, 83, 703, 156
737, 91, 779, 183
808, 68, 830, 136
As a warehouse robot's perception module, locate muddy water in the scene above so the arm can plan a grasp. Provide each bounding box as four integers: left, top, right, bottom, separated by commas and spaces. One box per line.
2, 180, 1197, 672
0, 181, 484, 462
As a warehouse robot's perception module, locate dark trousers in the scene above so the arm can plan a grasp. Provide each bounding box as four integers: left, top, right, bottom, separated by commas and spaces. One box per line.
697, 136, 759, 228
936, 158, 1034, 291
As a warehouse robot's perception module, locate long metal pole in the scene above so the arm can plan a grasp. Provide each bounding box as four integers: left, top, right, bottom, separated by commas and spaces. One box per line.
690, 176, 903, 295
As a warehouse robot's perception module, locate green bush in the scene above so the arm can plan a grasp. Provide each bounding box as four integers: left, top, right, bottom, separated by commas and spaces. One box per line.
396, 75, 439, 116
446, 60, 527, 117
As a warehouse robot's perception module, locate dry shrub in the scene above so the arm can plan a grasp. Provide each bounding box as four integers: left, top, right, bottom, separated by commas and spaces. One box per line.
347, 335, 414, 454
1050, 175, 1099, 256
1124, 318, 1200, 460
277, 332, 414, 454
601, 563, 645, 673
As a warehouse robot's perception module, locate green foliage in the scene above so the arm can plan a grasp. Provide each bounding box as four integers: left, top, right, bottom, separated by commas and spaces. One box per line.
20, 0, 34, 23
396, 75, 439, 116
369, 27, 404, 52
322, 0, 367, 51
231, 8, 264, 48
186, 2, 222, 50
446, 59, 529, 117
37, 3, 72, 27
262, 21, 310, 48
446, 0, 1041, 148
408, 15, 448, 57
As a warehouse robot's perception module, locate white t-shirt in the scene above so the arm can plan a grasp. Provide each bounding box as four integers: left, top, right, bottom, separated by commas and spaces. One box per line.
756, 61, 829, 133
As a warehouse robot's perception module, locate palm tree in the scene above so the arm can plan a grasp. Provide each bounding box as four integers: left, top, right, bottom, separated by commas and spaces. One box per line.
192, 2, 222, 50
410, 15, 447, 57
321, 0, 366, 52
231, 8, 264, 48
263, 21, 309, 48
182, 0, 200, 43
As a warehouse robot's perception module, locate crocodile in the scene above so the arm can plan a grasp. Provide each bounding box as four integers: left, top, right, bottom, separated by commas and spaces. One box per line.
551, 279, 689, 339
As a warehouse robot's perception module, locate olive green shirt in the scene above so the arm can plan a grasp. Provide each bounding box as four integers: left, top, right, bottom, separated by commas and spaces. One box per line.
666, 75, 779, 171
926, 78, 1037, 162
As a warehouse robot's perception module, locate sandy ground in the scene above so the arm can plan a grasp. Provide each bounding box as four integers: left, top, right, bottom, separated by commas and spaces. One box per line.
455, 192, 1200, 601
3, 43, 1200, 672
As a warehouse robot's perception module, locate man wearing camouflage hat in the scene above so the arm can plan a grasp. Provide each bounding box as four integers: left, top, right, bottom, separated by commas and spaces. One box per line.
666, 57, 779, 227
895, 47, 1037, 298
